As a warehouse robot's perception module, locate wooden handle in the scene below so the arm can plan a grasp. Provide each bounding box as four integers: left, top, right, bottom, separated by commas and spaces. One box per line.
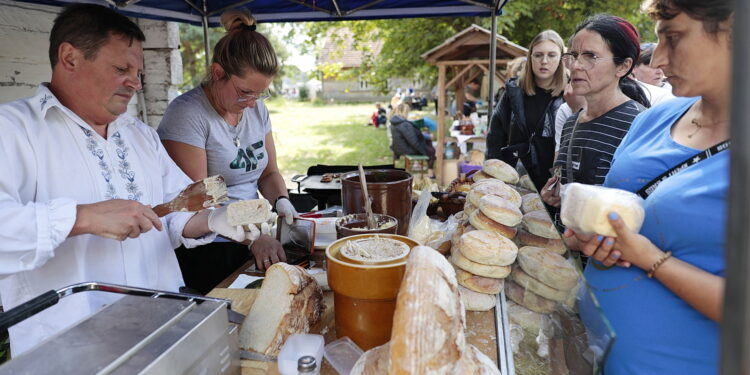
152, 203, 171, 217
358, 165, 377, 229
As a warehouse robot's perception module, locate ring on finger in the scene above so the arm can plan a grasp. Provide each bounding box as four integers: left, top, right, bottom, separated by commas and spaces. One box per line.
263, 259, 271, 264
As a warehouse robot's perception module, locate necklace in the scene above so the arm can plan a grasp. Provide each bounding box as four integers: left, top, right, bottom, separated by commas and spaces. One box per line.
205, 82, 242, 148
688, 118, 703, 139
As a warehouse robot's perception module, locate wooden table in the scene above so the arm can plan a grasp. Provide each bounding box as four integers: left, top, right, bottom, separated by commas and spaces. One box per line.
208, 260, 499, 374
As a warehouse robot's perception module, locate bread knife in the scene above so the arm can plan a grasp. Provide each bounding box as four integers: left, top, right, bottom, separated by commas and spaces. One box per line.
240, 350, 277, 362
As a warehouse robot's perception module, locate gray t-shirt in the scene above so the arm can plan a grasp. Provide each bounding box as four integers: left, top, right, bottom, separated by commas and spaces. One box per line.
158, 85, 271, 200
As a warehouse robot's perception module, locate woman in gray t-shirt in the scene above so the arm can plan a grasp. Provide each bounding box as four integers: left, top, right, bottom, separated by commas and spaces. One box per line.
158, 10, 294, 293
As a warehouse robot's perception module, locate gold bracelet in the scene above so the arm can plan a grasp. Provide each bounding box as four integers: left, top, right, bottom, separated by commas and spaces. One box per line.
647, 251, 672, 278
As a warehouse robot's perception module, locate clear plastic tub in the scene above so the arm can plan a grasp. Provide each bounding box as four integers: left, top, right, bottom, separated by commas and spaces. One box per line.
324, 337, 364, 375
278, 334, 325, 375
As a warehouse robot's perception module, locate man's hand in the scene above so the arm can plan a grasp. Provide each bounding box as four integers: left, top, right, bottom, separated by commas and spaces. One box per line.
250, 234, 287, 272
72, 199, 163, 241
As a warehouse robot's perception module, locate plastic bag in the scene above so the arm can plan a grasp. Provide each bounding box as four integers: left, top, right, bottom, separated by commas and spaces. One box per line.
560, 183, 645, 237
408, 189, 433, 244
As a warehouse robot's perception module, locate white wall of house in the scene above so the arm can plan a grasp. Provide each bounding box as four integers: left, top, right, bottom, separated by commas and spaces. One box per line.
0, 0, 181, 128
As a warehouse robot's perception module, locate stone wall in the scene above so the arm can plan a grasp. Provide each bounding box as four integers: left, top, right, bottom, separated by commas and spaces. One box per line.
0, 1, 182, 128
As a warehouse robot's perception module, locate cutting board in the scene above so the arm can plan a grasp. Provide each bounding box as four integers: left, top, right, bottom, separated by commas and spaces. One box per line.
207, 288, 498, 374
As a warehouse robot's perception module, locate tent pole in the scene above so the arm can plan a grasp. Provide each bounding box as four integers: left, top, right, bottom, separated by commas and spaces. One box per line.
436, 64, 446, 185
202, 0, 210, 72
487, 4, 498, 130
720, 0, 750, 372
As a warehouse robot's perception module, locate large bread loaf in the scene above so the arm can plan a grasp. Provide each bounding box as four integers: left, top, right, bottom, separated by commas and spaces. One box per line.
521, 193, 544, 214
459, 230, 518, 266
388, 246, 466, 374
467, 181, 522, 208
516, 246, 579, 290
240, 263, 323, 355
468, 210, 517, 239
451, 248, 511, 278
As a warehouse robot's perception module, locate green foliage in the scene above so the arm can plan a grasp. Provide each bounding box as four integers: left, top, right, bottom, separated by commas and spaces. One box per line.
179, 23, 296, 93
299, 85, 309, 101
294, 1, 655, 91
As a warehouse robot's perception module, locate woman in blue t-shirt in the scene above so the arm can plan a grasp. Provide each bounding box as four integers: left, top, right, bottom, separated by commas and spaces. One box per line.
565, 1, 733, 373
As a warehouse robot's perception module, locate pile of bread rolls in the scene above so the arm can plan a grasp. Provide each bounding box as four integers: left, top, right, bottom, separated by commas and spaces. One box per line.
445, 159, 579, 315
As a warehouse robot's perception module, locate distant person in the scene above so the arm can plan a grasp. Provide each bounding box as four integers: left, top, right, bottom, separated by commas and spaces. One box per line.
495, 56, 527, 103
158, 9, 297, 292
390, 88, 402, 108
389, 103, 435, 177
370, 103, 387, 128
554, 81, 586, 154
632, 43, 674, 106
487, 29, 566, 191
463, 78, 481, 116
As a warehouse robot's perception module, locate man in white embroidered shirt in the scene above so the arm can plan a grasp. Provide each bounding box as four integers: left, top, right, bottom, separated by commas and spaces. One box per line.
0, 4, 254, 355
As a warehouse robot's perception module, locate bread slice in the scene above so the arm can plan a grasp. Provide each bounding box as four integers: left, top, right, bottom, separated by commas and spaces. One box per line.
227, 199, 272, 226
388, 246, 466, 374
459, 285, 496, 312
239, 263, 323, 355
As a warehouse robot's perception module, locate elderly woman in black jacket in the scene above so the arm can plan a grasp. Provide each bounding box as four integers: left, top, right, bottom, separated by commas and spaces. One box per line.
389, 102, 435, 176
487, 30, 566, 191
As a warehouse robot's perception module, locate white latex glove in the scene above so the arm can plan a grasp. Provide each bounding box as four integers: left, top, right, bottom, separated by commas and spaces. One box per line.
245, 224, 261, 242
275, 197, 298, 225
207, 206, 245, 242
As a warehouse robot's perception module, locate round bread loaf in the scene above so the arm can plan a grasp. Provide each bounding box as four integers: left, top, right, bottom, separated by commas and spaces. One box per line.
521, 193, 544, 214
505, 280, 556, 313
517, 229, 566, 254
463, 201, 479, 216
518, 174, 536, 192
478, 194, 523, 226
471, 177, 504, 187
469, 210, 518, 239
459, 230, 518, 266
517, 246, 579, 290
455, 266, 504, 294
467, 180, 522, 208
471, 170, 492, 182
482, 159, 520, 185
512, 185, 535, 196
451, 248, 511, 278
510, 266, 570, 302
458, 285, 496, 311
522, 210, 559, 239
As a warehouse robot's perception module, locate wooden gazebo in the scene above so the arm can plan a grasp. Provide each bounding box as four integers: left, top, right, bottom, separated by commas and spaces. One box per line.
421, 25, 527, 183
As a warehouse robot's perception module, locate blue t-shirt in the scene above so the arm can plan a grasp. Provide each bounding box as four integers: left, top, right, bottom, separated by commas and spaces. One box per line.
583, 97, 727, 375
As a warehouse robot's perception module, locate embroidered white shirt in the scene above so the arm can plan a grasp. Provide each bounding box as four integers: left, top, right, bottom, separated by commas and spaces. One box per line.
0, 84, 216, 355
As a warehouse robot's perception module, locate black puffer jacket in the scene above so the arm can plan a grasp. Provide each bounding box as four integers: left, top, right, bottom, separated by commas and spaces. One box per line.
390, 116, 427, 157
486, 77, 563, 190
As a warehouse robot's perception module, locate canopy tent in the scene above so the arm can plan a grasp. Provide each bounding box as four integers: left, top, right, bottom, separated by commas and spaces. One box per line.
13, 0, 506, 25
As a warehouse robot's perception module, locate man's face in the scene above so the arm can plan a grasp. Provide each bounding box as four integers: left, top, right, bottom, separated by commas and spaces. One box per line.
74, 34, 143, 125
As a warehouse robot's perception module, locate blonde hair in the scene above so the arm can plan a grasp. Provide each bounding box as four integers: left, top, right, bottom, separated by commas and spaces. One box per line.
390, 102, 411, 120
505, 56, 527, 79
519, 30, 566, 96
210, 9, 278, 80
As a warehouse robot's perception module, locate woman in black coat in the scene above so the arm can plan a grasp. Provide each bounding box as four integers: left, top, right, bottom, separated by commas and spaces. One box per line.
389, 102, 435, 176
487, 30, 566, 191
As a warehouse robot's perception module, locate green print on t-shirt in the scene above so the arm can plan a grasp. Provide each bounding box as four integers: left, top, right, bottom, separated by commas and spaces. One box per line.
230, 140, 265, 172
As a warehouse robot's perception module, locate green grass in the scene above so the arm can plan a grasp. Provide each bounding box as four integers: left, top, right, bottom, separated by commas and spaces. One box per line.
265, 98, 394, 182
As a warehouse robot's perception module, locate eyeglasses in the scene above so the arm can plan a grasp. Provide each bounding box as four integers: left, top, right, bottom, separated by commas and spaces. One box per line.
561, 52, 615, 70
229, 77, 271, 103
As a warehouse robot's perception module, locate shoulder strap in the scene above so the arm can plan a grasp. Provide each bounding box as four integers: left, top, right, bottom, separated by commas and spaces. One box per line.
636, 139, 730, 198
565, 110, 584, 184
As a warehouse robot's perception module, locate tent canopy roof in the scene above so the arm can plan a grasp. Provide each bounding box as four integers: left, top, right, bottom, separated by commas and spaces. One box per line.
14, 0, 505, 25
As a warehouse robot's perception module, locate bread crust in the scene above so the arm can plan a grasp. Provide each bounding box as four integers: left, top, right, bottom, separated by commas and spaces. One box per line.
517, 246, 579, 290
458, 230, 518, 266
482, 159, 520, 185
469, 210, 518, 239
516, 229, 566, 254
478, 194, 523, 226
522, 210, 559, 239
455, 266, 504, 294
451, 248, 511, 278
505, 280, 556, 314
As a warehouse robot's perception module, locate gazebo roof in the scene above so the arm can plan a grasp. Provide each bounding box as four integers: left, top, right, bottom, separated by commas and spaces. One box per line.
421, 24, 526, 64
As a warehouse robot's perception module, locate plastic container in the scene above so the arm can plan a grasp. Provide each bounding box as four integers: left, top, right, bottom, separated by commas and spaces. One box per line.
324, 337, 364, 375
278, 334, 325, 375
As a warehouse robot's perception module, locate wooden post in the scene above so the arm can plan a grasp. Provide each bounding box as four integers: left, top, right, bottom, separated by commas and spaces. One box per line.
436, 64, 446, 185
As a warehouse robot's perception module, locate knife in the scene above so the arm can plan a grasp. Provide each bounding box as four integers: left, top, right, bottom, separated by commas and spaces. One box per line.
240, 349, 277, 362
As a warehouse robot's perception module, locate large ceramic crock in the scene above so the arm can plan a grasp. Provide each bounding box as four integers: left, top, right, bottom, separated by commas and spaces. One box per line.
341, 169, 413, 236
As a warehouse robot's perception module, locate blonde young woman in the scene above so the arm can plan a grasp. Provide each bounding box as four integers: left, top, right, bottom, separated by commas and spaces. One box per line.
158, 10, 296, 293
487, 30, 566, 191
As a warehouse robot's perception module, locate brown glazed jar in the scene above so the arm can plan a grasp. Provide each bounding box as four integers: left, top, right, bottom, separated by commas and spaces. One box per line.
340, 170, 413, 236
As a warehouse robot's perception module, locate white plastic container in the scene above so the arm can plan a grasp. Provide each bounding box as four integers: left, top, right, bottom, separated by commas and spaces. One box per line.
278, 334, 325, 375
324, 337, 364, 375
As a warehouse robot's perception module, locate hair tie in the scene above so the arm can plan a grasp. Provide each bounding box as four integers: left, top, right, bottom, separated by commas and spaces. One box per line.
242, 23, 256, 32
614, 16, 641, 61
